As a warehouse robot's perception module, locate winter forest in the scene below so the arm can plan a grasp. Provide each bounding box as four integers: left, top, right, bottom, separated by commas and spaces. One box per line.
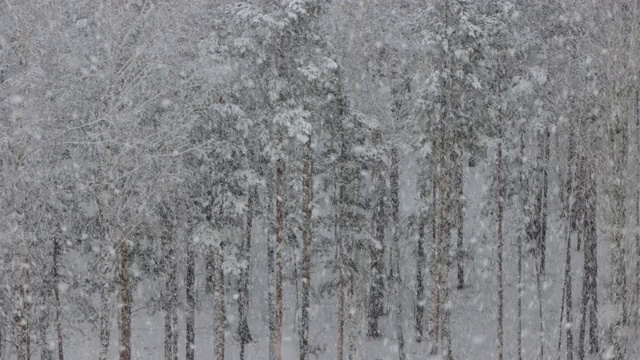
3, 0, 640, 359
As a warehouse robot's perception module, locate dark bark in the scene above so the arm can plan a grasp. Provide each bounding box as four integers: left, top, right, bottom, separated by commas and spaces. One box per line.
53, 237, 64, 360
215, 241, 226, 360
119, 237, 131, 360
517, 128, 525, 360
186, 223, 196, 360
455, 155, 465, 290
497, 141, 504, 360
415, 202, 426, 343
390, 148, 405, 360
238, 188, 254, 360
275, 147, 286, 360
299, 137, 313, 360
367, 137, 385, 339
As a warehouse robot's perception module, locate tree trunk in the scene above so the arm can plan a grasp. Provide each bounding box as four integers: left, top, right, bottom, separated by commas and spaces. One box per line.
390, 148, 406, 360
119, 237, 131, 360
455, 153, 465, 290
98, 243, 112, 360
53, 237, 64, 360
429, 171, 440, 355
299, 136, 313, 360
609, 109, 628, 360
540, 126, 550, 277
186, 222, 196, 360
415, 188, 426, 343
215, 241, 226, 360
367, 139, 385, 339
164, 224, 178, 360
435, 132, 453, 360
497, 141, 505, 360
15, 267, 31, 360
39, 305, 52, 360
337, 223, 345, 360
275, 147, 286, 360
517, 128, 525, 360
537, 257, 545, 360
238, 188, 254, 360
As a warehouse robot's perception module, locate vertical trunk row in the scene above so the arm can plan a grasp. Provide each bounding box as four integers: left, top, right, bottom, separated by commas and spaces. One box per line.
299, 136, 313, 360
119, 237, 131, 360
496, 140, 505, 360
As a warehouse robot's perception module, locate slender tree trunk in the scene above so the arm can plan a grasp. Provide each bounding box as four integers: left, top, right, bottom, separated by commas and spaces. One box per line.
0, 318, 4, 360
435, 133, 453, 360
540, 126, 550, 276
299, 137, 313, 360
587, 173, 599, 356
171, 254, 178, 360
119, 237, 131, 360
337, 224, 345, 360
164, 290, 173, 360
560, 126, 575, 360
497, 141, 505, 360
455, 153, 465, 290
390, 148, 406, 360
609, 109, 628, 360
98, 243, 112, 360
16, 267, 31, 360
415, 190, 426, 343
517, 128, 525, 360
268, 223, 276, 360
186, 223, 196, 360
537, 256, 545, 360
52, 237, 64, 360
429, 171, 440, 355
238, 189, 254, 360
368, 136, 385, 339
275, 146, 286, 360
565, 236, 574, 360
164, 224, 178, 360
215, 240, 226, 360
